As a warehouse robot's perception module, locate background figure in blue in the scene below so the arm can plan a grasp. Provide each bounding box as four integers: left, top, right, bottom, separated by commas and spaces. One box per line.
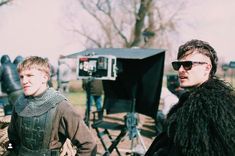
82, 79, 103, 120
0, 55, 23, 115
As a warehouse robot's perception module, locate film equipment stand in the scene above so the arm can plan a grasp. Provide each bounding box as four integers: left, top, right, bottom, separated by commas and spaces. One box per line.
121, 84, 147, 156
68, 48, 166, 155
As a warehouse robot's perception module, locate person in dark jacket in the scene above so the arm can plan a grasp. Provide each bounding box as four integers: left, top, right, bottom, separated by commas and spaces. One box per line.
145, 39, 235, 156
82, 79, 103, 121
0, 55, 23, 115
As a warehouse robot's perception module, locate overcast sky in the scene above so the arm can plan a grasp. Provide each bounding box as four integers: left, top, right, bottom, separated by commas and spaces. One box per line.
179, 0, 235, 63
0, 0, 234, 66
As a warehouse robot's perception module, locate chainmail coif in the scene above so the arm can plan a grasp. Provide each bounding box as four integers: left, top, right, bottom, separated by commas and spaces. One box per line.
14, 88, 67, 117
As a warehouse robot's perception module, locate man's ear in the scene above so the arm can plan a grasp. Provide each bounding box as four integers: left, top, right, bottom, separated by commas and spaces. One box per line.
205, 64, 212, 74
42, 73, 49, 84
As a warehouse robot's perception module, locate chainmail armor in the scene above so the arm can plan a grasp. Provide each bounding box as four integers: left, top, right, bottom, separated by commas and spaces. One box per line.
13, 88, 66, 155
15, 88, 66, 117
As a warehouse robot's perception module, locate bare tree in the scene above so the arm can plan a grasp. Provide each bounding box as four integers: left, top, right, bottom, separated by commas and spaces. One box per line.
67, 0, 186, 59
0, 0, 12, 7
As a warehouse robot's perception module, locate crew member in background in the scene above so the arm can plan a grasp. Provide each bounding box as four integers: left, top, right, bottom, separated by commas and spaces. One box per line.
82, 79, 103, 120
57, 56, 72, 93
0, 55, 23, 115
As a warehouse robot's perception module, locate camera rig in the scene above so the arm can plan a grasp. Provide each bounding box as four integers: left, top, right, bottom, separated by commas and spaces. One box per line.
67, 48, 165, 155
77, 54, 117, 80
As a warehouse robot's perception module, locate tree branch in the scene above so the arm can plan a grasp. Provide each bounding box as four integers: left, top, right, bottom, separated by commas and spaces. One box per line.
79, 0, 112, 46
130, 0, 153, 47
72, 27, 102, 48
0, 0, 12, 7
95, 0, 129, 47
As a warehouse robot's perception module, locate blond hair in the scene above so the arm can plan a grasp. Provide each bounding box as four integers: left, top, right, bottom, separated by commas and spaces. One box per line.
17, 56, 51, 78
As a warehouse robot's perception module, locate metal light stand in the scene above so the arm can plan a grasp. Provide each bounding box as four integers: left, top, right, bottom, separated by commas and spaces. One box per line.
123, 84, 147, 156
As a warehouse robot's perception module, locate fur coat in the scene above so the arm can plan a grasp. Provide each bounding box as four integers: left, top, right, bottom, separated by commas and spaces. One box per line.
146, 78, 235, 156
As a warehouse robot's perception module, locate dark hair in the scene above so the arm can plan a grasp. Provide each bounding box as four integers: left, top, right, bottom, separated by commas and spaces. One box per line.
177, 39, 218, 77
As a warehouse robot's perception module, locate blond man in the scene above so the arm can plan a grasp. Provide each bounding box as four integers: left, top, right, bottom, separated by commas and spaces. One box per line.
8, 56, 96, 156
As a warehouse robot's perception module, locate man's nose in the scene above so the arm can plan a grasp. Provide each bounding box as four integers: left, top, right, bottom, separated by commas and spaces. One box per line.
21, 77, 28, 84
178, 65, 185, 71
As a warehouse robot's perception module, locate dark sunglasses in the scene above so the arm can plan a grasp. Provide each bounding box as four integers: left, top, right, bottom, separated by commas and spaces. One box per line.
172, 61, 207, 71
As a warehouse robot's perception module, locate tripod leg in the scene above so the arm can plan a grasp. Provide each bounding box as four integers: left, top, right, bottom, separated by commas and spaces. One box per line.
128, 128, 147, 155
130, 136, 136, 156
135, 129, 147, 154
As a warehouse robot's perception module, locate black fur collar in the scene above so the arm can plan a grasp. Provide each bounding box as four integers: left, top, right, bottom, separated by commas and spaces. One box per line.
165, 78, 235, 156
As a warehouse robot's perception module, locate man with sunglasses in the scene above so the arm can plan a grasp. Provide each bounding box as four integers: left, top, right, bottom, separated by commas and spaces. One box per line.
146, 39, 235, 156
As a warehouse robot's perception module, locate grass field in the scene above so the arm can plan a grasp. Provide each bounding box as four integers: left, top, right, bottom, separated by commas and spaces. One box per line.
63, 91, 86, 107
54, 79, 87, 108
